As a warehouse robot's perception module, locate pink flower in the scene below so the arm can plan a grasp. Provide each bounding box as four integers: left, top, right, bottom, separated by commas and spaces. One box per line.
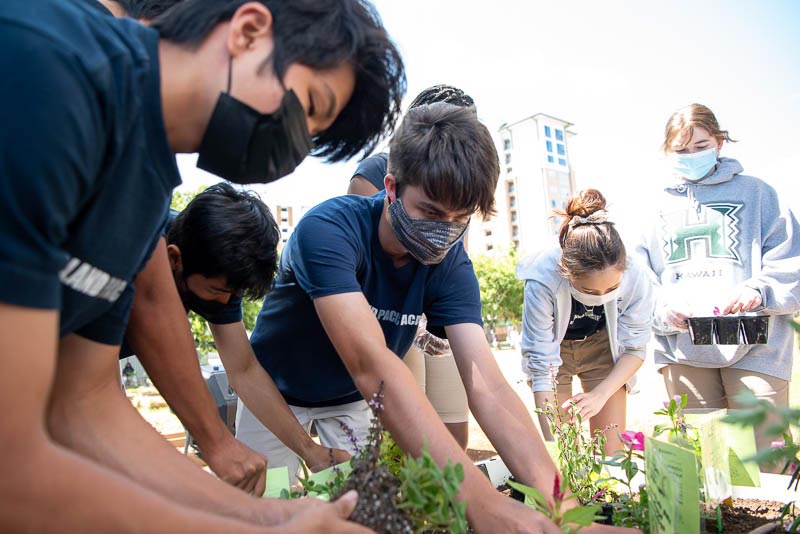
620, 430, 645, 451
771, 440, 786, 449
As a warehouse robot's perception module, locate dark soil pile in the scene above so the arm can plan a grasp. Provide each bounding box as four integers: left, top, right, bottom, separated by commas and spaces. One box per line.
704, 499, 786, 534
334, 456, 415, 534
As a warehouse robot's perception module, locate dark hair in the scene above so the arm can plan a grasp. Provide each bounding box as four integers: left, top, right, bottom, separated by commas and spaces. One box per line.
167, 183, 280, 299
152, 0, 406, 163
114, 0, 182, 19
555, 189, 626, 278
409, 84, 475, 110
387, 103, 499, 218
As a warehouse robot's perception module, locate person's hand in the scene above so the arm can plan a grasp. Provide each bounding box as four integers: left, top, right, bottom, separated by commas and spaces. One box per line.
564, 389, 609, 421
721, 287, 762, 315
664, 304, 692, 331
202, 432, 268, 496
304, 444, 352, 473
276, 491, 374, 533
470, 493, 561, 533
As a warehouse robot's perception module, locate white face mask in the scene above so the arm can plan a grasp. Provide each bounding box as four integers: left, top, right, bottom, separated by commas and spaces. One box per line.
568, 284, 620, 307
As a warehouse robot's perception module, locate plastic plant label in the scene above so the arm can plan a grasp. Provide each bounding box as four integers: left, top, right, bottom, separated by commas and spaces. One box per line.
263, 466, 291, 498
699, 416, 732, 504
685, 409, 761, 487
645, 436, 701, 534
303, 461, 353, 500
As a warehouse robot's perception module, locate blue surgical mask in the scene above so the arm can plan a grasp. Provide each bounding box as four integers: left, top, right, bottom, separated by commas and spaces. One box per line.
669, 147, 718, 182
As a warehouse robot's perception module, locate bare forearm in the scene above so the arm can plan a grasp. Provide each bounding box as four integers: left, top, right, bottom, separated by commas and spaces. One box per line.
592, 354, 643, 400
471, 381, 558, 496
2, 438, 265, 533
231, 366, 317, 458
48, 359, 278, 526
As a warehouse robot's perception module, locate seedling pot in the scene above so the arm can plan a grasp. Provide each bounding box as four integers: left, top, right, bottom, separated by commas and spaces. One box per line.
714, 317, 741, 345
688, 317, 715, 345
688, 316, 769, 346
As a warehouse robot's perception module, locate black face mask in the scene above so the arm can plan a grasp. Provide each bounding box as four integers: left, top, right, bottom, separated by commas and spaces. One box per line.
196, 58, 313, 184
181, 289, 230, 318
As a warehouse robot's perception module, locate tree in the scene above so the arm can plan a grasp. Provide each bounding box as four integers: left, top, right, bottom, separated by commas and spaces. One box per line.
471, 248, 524, 329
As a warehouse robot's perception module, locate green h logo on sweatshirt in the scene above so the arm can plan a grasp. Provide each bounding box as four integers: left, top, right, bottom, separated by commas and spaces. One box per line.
662, 203, 742, 264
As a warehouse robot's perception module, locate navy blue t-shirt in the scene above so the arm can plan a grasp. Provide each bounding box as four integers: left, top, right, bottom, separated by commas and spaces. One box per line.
351, 153, 389, 191
250, 194, 482, 407
0, 0, 181, 345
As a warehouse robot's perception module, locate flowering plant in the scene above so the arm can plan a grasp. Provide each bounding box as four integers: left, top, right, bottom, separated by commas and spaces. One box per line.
507, 474, 602, 534
601, 429, 648, 531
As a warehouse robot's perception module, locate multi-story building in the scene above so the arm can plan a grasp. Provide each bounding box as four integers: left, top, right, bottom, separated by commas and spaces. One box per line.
272, 203, 314, 251
468, 113, 576, 257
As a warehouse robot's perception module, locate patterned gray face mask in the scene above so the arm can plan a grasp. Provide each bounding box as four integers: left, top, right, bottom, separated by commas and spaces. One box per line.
388, 198, 469, 265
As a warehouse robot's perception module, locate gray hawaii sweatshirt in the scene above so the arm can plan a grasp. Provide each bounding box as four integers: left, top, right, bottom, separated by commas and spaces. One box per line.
635, 157, 800, 380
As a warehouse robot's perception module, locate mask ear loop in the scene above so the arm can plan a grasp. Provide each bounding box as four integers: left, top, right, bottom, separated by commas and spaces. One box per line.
226, 55, 233, 94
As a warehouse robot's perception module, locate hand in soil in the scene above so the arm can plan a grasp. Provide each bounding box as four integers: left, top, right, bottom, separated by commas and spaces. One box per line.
276, 490, 374, 533
202, 433, 268, 496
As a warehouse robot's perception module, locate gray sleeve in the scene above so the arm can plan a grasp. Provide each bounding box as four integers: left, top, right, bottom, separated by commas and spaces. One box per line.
520, 279, 561, 392
616, 259, 656, 359
743, 192, 800, 315
351, 153, 388, 192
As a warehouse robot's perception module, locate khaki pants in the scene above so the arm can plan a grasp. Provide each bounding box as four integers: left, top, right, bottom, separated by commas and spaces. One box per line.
404, 344, 468, 423
555, 326, 614, 402
661, 364, 789, 454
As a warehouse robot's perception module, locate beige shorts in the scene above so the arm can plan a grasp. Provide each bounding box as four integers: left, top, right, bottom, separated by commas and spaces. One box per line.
404, 344, 468, 423
661, 364, 789, 453
555, 326, 614, 401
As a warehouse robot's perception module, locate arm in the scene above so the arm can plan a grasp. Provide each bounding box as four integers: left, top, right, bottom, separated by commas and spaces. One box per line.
0, 304, 273, 533
732, 192, 800, 315
520, 280, 562, 392
126, 238, 268, 495
347, 175, 380, 196
567, 355, 643, 420
210, 321, 351, 471
314, 293, 561, 534
49, 330, 369, 532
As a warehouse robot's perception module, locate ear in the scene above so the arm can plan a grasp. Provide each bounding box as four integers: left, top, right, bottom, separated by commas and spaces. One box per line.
166, 244, 183, 272
226, 2, 274, 59
384, 174, 398, 202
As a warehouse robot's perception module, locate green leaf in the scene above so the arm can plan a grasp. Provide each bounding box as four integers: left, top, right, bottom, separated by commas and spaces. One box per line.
562, 504, 602, 527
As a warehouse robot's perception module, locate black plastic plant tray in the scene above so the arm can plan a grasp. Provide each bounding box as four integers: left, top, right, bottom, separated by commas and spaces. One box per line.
687, 316, 769, 345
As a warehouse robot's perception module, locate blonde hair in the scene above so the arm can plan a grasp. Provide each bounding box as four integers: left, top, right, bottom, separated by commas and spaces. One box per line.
662, 103, 736, 154
554, 189, 626, 279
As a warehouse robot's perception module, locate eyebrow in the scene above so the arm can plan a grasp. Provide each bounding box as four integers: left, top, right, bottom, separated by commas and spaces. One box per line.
323, 82, 336, 120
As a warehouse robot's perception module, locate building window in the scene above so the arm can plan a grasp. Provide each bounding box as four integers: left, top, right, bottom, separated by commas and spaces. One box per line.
557, 144, 565, 156
547, 155, 554, 163
511, 212, 518, 222
505, 153, 512, 164
513, 239, 520, 248
487, 244, 494, 251
546, 140, 553, 152
558, 158, 567, 166
509, 197, 516, 208
512, 226, 519, 238
503, 139, 511, 151
507, 182, 516, 194
555, 129, 564, 141
506, 166, 513, 174
544, 126, 551, 138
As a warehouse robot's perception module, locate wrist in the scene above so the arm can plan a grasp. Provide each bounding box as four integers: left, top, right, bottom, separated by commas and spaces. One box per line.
191, 417, 234, 455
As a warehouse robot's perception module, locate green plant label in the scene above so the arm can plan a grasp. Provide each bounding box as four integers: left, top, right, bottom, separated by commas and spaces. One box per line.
263, 466, 290, 498
699, 416, 732, 505
645, 436, 701, 534
303, 462, 354, 500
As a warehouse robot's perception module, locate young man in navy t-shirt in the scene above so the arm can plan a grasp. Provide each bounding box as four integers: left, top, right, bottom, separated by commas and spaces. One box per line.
0, 0, 404, 531
241, 104, 585, 533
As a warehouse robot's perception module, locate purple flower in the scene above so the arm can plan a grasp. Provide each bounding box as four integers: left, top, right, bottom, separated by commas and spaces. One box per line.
620, 430, 645, 451
771, 440, 786, 449
662, 395, 683, 410
552, 473, 565, 502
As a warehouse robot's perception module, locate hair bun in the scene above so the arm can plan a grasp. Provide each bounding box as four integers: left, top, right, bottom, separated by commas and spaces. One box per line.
565, 188, 607, 218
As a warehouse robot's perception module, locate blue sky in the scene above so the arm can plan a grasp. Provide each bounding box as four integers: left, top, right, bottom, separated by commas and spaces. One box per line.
178, 0, 800, 224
